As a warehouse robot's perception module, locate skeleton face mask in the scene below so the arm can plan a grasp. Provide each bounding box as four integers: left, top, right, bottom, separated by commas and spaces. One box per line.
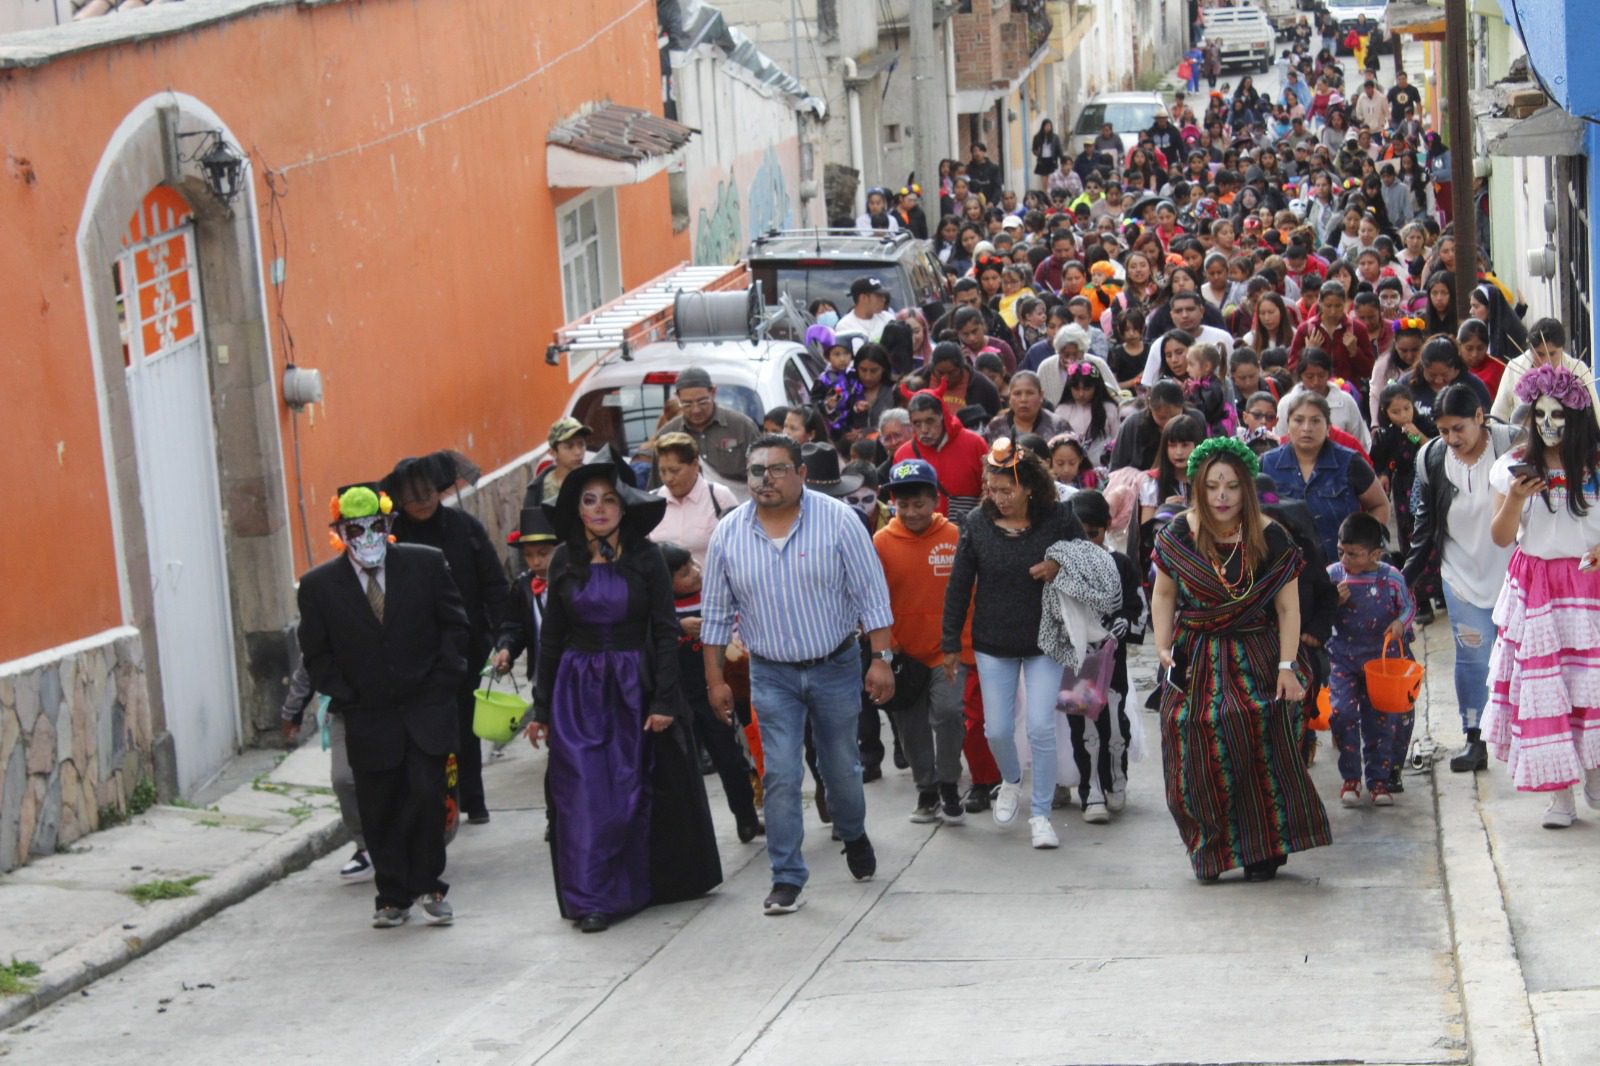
340, 515, 392, 569
1535, 395, 1568, 448
843, 488, 879, 525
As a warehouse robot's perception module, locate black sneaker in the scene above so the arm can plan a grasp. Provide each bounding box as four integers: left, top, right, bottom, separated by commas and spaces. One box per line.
939, 783, 966, 824
736, 814, 766, 843
763, 882, 804, 915
862, 763, 883, 783
339, 848, 373, 883
893, 743, 909, 770
1450, 740, 1488, 773
963, 784, 993, 813
909, 789, 940, 823
466, 810, 490, 825
842, 832, 876, 881
1388, 767, 1405, 793
1414, 604, 1435, 626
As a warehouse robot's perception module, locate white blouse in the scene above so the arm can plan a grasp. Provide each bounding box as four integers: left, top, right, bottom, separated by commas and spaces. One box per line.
1489, 451, 1600, 561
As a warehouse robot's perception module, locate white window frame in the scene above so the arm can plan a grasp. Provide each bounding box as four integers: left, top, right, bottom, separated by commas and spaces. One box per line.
556, 188, 623, 322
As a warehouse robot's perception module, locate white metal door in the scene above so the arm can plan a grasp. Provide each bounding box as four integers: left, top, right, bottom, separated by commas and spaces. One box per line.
119, 223, 239, 793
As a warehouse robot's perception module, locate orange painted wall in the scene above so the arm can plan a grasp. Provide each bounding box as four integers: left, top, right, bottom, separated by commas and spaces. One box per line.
0, 0, 687, 661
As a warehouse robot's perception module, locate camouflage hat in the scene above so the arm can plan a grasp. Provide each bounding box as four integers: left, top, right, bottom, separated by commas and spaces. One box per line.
548, 417, 593, 446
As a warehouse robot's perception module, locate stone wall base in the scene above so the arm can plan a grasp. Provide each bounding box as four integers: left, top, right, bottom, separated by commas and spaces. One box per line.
0, 628, 153, 872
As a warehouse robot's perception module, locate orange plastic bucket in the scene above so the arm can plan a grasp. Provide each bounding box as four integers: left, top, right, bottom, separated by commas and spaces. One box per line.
1309, 686, 1332, 731
1365, 634, 1423, 714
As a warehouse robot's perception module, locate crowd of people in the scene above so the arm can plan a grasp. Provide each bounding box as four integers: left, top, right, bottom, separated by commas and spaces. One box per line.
291, 45, 1600, 932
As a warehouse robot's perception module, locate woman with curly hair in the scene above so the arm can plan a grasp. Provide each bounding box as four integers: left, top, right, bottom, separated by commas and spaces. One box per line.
1150, 437, 1331, 881
1485, 365, 1600, 827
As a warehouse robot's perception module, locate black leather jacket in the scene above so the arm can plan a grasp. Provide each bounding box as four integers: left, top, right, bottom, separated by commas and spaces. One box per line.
1402, 422, 1515, 589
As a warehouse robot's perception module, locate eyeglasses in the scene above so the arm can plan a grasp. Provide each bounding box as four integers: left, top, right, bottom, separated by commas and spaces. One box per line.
747, 463, 796, 482
679, 397, 715, 409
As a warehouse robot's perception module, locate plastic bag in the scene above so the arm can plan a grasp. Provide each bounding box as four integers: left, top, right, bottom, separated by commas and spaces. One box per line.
1056, 637, 1119, 720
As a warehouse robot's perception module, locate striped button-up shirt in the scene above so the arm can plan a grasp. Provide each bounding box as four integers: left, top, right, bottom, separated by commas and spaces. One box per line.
701, 489, 895, 662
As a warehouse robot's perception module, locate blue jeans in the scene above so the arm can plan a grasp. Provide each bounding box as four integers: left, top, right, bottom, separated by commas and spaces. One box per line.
974, 652, 1061, 817
1441, 580, 1497, 732
750, 643, 866, 888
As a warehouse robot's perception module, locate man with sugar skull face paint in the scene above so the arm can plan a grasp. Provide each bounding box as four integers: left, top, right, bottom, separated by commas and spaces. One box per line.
297, 483, 471, 928
1485, 365, 1600, 828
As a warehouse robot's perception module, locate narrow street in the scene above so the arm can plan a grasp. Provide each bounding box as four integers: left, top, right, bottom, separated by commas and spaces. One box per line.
1, 644, 1469, 1066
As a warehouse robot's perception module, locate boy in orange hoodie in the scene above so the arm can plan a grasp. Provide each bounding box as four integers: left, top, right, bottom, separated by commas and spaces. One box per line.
874, 459, 970, 824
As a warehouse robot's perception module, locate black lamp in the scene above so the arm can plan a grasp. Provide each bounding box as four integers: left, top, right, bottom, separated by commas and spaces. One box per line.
198, 133, 245, 205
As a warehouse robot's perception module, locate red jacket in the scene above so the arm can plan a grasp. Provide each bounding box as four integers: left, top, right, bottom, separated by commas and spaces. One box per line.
1288, 313, 1375, 380
892, 391, 988, 517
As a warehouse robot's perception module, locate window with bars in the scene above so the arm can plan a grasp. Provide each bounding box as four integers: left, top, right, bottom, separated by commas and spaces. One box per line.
1559, 155, 1592, 360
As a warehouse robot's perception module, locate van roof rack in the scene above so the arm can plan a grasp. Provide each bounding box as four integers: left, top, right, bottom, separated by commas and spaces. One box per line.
544, 262, 746, 381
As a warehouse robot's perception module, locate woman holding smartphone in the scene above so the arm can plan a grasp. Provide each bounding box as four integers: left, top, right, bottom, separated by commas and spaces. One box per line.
1150, 437, 1331, 883
1485, 366, 1600, 828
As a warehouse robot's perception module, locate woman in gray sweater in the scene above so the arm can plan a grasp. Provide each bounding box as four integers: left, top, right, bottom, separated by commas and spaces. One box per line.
942, 438, 1085, 849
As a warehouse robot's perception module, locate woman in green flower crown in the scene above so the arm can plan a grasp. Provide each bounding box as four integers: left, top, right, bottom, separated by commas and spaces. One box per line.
1149, 437, 1333, 883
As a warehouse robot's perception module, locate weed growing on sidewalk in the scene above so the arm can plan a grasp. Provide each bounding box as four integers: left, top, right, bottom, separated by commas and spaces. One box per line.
0, 959, 42, 996
126, 876, 208, 904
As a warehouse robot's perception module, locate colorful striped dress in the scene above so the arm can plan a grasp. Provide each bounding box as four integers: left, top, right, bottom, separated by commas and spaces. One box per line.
1152, 518, 1333, 879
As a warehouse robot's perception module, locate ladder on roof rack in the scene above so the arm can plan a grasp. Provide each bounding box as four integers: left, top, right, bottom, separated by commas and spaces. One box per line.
544, 262, 746, 382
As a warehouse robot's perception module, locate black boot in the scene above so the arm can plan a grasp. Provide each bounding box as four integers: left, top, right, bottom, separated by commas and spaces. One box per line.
813, 778, 831, 824
1450, 738, 1488, 773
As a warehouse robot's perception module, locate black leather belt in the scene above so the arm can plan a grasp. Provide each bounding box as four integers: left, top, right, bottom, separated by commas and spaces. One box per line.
757, 635, 856, 669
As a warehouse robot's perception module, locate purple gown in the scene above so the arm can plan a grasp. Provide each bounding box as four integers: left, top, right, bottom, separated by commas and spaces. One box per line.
546, 564, 652, 917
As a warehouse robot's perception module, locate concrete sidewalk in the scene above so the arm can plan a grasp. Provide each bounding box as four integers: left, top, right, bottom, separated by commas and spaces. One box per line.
0, 743, 347, 1029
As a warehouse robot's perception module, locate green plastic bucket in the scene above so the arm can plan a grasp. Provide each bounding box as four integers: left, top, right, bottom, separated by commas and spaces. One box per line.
472, 687, 529, 743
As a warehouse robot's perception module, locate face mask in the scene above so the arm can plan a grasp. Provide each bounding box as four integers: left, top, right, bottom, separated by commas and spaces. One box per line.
817, 311, 840, 329
342, 517, 391, 569
1535, 395, 1568, 448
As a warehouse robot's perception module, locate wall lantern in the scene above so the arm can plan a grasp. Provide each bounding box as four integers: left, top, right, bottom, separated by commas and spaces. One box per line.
178, 130, 247, 206
198, 134, 246, 204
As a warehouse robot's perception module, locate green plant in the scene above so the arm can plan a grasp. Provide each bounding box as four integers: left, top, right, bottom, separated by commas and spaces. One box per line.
97, 802, 128, 828
0, 959, 42, 996
1135, 68, 1168, 92
127, 776, 158, 816
125, 875, 207, 904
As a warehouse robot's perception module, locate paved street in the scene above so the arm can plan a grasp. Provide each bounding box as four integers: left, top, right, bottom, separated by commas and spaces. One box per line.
1, 640, 1475, 1066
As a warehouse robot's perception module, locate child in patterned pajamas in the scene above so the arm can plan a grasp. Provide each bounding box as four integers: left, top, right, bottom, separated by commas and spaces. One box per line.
1328, 513, 1415, 807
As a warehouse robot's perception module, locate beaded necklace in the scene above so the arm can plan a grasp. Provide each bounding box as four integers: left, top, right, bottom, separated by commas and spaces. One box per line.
1207, 529, 1255, 600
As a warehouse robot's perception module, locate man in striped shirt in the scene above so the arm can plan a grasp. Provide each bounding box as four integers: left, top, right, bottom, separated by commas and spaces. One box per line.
703, 435, 897, 916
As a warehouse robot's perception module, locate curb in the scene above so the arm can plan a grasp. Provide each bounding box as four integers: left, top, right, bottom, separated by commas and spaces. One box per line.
1423, 622, 1543, 1066
0, 812, 347, 1031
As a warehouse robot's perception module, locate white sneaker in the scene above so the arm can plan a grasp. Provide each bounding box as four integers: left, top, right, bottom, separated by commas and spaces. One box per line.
1105, 789, 1127, 813
1029, 815, 1060, 849
1584, 768, 1600, 811
992, 780, 1024, 826
1543, 788, 1577, 829
1082, 802, 1110, 824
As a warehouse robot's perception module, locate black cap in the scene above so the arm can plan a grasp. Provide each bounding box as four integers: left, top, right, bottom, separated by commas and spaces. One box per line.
849, 276, 890, 299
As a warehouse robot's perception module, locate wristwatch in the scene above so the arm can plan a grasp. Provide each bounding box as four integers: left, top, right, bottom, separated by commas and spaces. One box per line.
1278, 661, 1296, 672
874, 649, 895, 664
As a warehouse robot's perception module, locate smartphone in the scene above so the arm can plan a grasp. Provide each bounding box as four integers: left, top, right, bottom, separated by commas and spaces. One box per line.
1508, 462, 1540, 482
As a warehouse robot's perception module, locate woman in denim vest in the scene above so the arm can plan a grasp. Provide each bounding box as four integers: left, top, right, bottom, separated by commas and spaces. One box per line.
1260, 391, 1390, 561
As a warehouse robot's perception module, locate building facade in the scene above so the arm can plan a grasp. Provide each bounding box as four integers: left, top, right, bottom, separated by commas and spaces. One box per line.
0, 0, 690, 867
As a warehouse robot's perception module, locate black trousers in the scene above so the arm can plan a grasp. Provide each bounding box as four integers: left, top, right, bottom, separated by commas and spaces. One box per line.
353, 738, 449, 910
691, 702, 758, 821
454, 685, 486, 816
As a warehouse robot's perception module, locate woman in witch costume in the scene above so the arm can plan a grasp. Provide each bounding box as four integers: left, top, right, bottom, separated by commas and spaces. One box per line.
1150, 436, 1332, 882
532, 462, 722, 932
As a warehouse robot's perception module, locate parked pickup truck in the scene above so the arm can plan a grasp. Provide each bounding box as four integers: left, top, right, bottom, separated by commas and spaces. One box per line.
1259, 0, 1299, 36
1201, 3, 1274, 74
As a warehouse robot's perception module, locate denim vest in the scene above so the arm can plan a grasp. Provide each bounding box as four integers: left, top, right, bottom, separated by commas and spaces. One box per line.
1261, 442, 1357, 561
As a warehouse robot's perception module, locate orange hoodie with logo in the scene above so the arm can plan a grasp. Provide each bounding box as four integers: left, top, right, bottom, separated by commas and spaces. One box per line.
874, 513, 974, 668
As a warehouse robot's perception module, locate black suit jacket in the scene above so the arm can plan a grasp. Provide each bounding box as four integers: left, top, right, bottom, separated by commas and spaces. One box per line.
296, 544, 470, 772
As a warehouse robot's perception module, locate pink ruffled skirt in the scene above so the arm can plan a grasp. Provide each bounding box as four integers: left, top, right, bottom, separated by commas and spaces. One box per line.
1484, 549, 1600, 791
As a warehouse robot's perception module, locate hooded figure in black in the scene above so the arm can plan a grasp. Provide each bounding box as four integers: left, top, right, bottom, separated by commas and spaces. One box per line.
384, 452, 510, 823
532, 462, 721, 931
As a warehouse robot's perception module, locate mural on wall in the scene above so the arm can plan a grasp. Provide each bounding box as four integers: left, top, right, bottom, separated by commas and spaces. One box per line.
694, 180, 742, 266
746, 147, 793, 240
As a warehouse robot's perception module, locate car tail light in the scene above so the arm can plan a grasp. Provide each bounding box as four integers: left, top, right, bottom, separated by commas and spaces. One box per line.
642, 372, 679, 385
